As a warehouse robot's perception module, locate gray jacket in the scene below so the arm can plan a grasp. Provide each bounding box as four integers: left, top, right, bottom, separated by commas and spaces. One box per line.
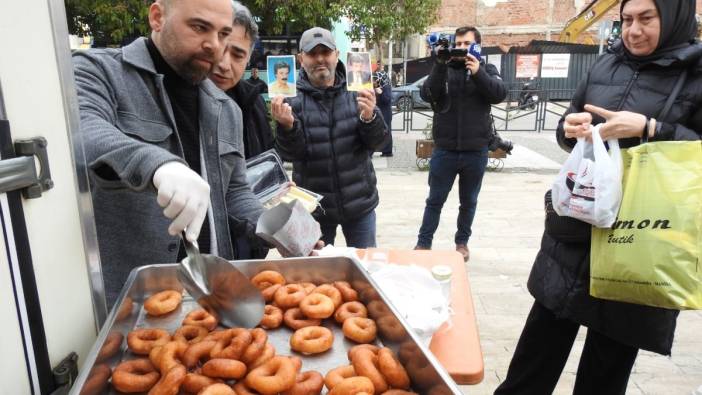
73, 38, 262, 305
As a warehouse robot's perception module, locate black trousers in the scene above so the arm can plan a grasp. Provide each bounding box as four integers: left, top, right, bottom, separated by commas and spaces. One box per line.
494, 301, 639, 395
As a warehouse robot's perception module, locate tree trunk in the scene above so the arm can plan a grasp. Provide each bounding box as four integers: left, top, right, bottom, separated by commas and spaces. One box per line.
375, 39, 383, 69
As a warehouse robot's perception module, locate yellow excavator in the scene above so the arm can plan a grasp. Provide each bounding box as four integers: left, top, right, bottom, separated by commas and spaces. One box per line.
559, 0, 620, 44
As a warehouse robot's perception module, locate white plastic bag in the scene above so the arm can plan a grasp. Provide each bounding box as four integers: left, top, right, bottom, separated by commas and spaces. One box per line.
315, 246, 450, 345
551, 124, 623, 228
370, 264, 450, 346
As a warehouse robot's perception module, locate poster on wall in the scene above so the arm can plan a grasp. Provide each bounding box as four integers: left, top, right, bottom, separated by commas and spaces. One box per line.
541, 54, 571, 78
486, 54, 502, 75
515, 54, 540, 79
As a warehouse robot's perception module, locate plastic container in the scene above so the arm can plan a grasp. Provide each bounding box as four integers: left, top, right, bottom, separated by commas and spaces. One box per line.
431, 264, 453, 305
246, 149, 322, 212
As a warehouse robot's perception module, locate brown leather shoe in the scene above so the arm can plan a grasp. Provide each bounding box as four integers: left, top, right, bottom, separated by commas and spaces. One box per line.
456, 244, 470, 262
414, 245, 430, 250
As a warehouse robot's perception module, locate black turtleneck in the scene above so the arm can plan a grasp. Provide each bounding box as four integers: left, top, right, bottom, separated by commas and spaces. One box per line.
146, 38, 210, 255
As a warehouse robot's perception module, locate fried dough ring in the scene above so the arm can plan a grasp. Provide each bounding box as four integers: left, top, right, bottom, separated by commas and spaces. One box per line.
250, 342, 277, 369
80, 364, 112, 395
153, 341, 187, 375
404, 357, 441, 390
252, 270, 286, 290
112, 358, 160, 393
202, 358, 247, 380
198, 383, 236, 395
347, 344, 380, 361
290, 326, 334, 355
289, 356, 303, 373
334, 301, 368, 324
311, 284, 342, 309
144, 290, 182, 316
342, 317, 377, 344
274, 284, 308, 309
96, 332, 123, 363
173, 325, 209, 345
333, 281, 359, 302
210, 328, 252, 360
183, 309, 218, 331
328, 377, 375, 395
181, 373, 221, 394
366, 301, 391, 320
260, 305, 284, 329
299, 293, 335, 319
324, 365, 356, 390
242, 328, 268, 365
127, 328, 171, 355
350, 348, 388, 394
261, 284, 282, 303
300, 282, 317, 294
283, 308, 322, 330
147, 364, 186, 395
282, 371, 324, 395
233, 382, 258, 395
376, 315, 408, 342
183, 340, 217, 369
244, 356, 297, 395
377, 348, 410, 389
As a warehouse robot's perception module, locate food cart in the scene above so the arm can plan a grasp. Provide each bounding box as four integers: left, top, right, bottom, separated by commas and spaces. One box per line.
0, 2, 483, 394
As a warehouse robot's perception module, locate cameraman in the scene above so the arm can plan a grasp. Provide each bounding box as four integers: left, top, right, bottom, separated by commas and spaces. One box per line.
414, 26, 506, 261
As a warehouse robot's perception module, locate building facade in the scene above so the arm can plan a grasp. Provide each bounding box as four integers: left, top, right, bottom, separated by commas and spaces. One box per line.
430, 0, 702, 47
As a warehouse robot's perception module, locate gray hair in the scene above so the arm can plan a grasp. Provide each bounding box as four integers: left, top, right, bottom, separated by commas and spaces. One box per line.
231, 1, 259, 51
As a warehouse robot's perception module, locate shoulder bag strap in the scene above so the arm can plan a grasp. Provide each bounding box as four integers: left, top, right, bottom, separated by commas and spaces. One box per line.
658, 68, 688, 121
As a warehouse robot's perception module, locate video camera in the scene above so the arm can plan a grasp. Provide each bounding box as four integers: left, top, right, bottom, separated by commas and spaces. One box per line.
426, 32, 482, 63
426, 32, 453, 60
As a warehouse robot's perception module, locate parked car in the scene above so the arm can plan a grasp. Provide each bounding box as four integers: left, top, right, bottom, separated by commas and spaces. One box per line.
391, 76, 430, 110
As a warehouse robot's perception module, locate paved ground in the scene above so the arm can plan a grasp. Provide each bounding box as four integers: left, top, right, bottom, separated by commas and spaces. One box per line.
330, 125, 702, 394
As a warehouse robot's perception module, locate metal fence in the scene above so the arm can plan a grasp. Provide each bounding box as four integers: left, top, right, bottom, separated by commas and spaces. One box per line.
392, 88, 575, 134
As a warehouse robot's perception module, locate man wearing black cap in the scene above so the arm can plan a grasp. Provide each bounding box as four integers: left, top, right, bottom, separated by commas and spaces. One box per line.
271, 27, 388, 248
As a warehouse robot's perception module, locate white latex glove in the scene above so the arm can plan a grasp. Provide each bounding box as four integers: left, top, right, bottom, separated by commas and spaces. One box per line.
152, 161, 211, 242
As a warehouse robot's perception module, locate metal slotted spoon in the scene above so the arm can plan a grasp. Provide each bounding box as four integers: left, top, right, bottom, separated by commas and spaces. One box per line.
178, 231, 264, 328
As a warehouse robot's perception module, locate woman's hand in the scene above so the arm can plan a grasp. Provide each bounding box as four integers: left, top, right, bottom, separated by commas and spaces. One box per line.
563, 111, 593, 140
584, 104, 647, 140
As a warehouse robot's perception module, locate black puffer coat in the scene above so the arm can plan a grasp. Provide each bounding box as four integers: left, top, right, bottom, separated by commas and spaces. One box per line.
529, 0, 702, 355
420, 59, 506, 151
227, 79, 274, 158
275, 62, 388, 224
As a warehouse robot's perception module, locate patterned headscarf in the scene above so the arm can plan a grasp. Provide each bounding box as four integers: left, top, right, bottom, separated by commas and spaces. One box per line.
374, 70, 390, 87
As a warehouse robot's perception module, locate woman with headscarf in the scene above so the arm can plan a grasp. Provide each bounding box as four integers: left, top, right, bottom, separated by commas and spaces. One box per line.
495, 1, 702, 394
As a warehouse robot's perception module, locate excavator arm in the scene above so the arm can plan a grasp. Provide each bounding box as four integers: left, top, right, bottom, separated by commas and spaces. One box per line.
559, 0, 620, 43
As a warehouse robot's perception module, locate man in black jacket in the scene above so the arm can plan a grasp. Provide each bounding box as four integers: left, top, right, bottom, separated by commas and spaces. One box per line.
247, 67, 268, 95
271, 27, 388, 248
414, 26, 507, 261
209, 1, 273, 258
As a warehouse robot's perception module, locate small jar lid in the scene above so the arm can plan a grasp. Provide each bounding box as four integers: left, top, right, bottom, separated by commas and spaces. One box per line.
431, 265, 452, 281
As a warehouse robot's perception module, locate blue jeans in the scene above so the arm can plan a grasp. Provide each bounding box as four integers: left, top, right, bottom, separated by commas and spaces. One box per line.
320, 210, 377, 248
416, 148, 488, 248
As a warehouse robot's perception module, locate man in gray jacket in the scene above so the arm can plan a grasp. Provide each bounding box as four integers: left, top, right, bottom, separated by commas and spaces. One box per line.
73, 0, 265, 306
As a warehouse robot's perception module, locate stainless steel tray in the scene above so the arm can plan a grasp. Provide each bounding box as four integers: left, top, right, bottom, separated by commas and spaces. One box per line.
70, 256, 462, 394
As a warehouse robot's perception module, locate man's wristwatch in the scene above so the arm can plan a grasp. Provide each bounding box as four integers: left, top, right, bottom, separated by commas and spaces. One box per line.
360, 111, 377, 123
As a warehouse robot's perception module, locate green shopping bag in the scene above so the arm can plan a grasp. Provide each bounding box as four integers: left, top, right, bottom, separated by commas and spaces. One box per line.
590, 141, 702, 310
